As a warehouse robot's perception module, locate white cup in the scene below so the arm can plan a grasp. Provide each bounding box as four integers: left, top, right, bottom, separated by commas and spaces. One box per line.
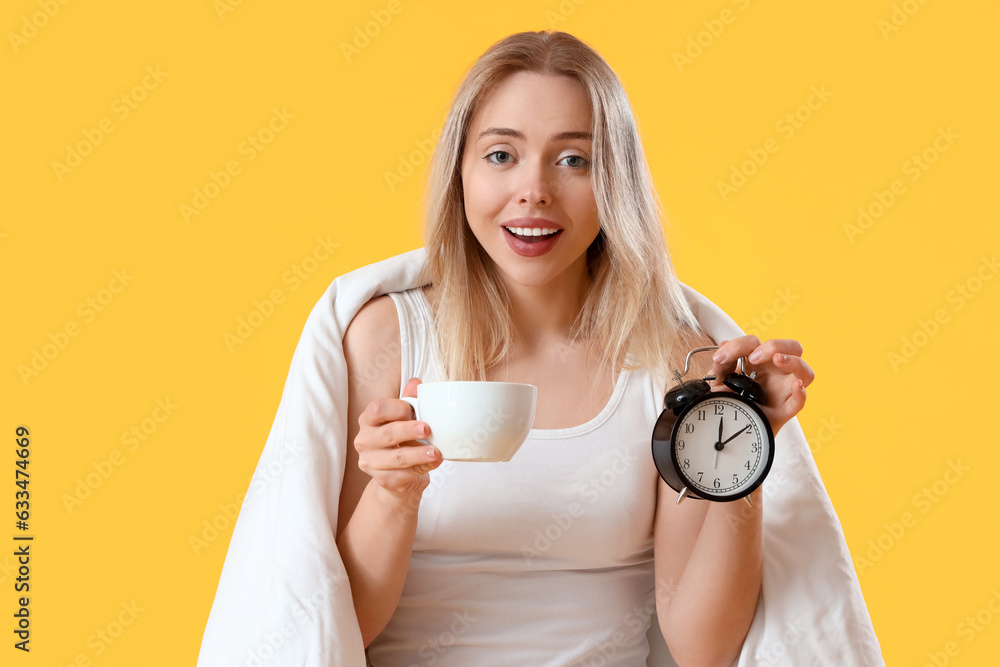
401, 381, 537, 462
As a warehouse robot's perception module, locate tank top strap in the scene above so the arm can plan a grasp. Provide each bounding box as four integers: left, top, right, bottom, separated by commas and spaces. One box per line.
386, 289, 420, 399
386, 287, 441, 397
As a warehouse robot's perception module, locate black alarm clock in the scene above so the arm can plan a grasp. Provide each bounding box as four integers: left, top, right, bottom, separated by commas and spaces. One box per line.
651, 346, 775, 505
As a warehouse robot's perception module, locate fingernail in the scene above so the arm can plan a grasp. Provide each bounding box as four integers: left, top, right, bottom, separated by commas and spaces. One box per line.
748, 349, 762, 363
426, 447, 436, 458
712, 350, 726, 363
415, 424, 426, 437
778, 354, 788, 363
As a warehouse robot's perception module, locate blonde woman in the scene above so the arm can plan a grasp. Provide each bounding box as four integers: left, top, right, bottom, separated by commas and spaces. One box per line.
336, 30, 812, 667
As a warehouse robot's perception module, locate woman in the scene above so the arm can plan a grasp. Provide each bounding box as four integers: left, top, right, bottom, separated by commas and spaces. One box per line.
336, 30, 812, 667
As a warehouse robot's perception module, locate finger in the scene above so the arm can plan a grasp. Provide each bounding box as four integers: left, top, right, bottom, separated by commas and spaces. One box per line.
772, 354, 815, 388
378, 420, 432, 450
361, 396, 422, 428
367, 441, 441, 472
747, 338, 804, 365
711, 335, 761, 378
780, 378, 807, 418
763, 377, 807, 433
402, 376, 423, 399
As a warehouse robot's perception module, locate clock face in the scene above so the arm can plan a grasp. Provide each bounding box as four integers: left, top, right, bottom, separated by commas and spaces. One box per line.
671, 393, 773, 499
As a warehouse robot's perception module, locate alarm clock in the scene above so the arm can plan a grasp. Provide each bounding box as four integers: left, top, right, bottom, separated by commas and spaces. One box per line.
651, 346, 775, 505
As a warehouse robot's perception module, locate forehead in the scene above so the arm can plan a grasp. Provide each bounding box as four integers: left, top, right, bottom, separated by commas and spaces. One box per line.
468, 71, 592, 140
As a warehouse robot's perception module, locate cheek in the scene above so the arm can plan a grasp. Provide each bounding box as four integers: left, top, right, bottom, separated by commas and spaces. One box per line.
464, 172, 506, 218
566, 180, 599, 220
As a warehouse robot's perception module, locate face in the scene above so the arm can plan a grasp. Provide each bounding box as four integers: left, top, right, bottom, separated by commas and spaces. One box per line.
460, 71, 601, 291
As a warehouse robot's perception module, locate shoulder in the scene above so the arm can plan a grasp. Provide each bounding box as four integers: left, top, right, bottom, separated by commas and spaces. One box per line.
347, 293, 399, 334
343, 294, 402, 395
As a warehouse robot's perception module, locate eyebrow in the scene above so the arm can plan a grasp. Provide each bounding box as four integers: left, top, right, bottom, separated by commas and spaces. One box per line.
476, 127, 592, 142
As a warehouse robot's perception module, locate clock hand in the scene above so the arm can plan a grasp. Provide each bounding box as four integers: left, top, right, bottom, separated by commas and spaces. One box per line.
714, 417, 724, 469
718, 424, 752, 448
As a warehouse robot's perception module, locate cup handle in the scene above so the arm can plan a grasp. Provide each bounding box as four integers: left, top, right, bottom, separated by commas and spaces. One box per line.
400, 396, 419, 419
399, 396, 430, 445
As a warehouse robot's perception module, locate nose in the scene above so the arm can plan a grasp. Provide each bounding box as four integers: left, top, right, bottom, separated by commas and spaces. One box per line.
516, 158, 554, 206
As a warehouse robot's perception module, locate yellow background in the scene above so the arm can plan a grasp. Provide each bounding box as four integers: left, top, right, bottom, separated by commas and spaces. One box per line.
2, 0, 997, 664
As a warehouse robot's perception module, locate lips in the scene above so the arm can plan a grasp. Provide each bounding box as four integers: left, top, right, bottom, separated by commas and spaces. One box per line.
502, 225, 563, 257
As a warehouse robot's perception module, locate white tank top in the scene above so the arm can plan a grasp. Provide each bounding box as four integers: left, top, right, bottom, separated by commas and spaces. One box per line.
365, 287, 667, 667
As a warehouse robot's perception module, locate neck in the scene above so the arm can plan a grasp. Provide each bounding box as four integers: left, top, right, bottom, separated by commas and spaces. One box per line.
500, 258, 591, 350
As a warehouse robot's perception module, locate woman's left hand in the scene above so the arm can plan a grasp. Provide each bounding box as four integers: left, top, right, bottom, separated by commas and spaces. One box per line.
708, 335, 814, 436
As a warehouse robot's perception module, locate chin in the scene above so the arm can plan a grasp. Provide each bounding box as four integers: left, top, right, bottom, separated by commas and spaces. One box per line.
495, 260, 568, 288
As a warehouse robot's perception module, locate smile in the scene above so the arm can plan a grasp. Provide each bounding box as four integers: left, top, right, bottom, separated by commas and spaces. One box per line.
502, 226, 563, 257
503, 226, 561, 238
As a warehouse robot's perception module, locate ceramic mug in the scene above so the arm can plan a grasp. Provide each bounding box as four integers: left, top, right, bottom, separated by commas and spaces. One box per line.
401, 381, 536, 461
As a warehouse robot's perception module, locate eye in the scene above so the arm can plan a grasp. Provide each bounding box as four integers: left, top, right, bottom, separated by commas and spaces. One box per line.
559, 154, 590, 169
483, 150, 514, 166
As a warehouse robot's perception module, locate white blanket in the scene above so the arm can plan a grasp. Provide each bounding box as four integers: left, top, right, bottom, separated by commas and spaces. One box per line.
196, 247, 884, 667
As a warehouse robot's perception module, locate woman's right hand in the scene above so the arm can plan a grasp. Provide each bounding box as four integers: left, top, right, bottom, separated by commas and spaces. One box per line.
354, 377, 442, 504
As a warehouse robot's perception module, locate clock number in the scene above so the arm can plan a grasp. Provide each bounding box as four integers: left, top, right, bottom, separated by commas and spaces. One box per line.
744, 461, 751, 470
697, 409, 706, 421
713, 477, 721, 489
684, 423, 694, 434
682, 458, 690, 469
677, 440, 685, 451
751, 442, 759, 453
714, 404, 724, 416
734, 410, 738, 420
733, 474, 739, 485
697, 472, 703, 482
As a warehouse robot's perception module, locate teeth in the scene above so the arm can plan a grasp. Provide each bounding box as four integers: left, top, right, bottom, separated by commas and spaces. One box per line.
504, 226, 559, 236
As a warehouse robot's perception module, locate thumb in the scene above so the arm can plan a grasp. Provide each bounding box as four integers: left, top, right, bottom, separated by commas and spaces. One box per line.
402, 377, 422, 399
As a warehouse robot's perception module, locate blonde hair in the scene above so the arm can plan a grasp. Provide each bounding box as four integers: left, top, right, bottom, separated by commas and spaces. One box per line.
417, 30, 712, 393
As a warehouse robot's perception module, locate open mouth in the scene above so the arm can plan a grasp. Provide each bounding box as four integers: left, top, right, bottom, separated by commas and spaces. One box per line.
503, 226, 563, 243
